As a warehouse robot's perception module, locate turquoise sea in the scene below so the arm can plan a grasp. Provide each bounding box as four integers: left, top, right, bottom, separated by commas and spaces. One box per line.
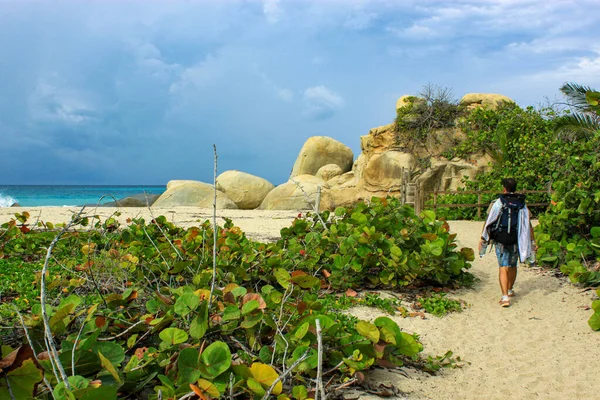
0, 185, 165, 207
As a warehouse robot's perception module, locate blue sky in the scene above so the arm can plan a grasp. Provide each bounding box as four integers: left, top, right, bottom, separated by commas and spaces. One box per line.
1, 0, 599, 186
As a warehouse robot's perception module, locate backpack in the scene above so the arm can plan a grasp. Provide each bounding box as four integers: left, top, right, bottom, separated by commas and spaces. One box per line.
490, 194, 525, 245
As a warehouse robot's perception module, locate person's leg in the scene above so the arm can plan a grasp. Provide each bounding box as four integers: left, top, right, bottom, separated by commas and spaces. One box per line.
496, 244, 511, 302
508, 267, 517, 291
507, 244, 519, 294
499, 267, 510, 296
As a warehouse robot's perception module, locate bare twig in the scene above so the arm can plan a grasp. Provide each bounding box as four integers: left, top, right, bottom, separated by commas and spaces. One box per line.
4, 375, 15, 400
209, 144, 218, 309
14, 307, 55, 397
142, 225, 171, 269
315, 318, 326, 400
40, 207, 86, 389
145, 204, 184, 262
289, 179, 328, 232
97, 320, 146, 341
332, 377, 357, 391
177, 393, 196, 400
72, 321, 87, 376
262, 349, 311, 400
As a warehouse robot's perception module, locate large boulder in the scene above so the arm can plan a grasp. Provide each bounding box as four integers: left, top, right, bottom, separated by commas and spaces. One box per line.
290, 136, 354, 178
216, 170, 274, 209
259, 175, 333, 210
460, 93, 514, 110
315, 164, 343, 182
362, 151, 416, 191
153, 180, 238, 209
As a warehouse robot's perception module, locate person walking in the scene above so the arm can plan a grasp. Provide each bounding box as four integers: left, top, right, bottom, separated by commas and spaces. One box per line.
478, 178, 536, 307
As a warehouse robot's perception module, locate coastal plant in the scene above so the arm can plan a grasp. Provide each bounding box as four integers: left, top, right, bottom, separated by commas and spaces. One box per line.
0, 197, 469, 398
275, 197, 474, 290
418, 293, 463, 317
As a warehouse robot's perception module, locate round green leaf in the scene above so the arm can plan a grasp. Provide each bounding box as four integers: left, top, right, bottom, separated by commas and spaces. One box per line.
159, 328, 188, 346
175, 293, 200, 317
199, 341, 231, 379
356, 321, 380, 343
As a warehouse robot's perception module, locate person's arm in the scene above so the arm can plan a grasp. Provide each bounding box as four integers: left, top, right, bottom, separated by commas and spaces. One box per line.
529, 209, 537, 251
479, 201, 496, 252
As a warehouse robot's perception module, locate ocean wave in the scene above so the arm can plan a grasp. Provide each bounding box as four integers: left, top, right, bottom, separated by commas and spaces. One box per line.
0, 193, 18, 207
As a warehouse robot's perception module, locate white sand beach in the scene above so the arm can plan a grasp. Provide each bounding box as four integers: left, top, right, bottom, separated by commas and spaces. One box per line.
1, 208, 599, 399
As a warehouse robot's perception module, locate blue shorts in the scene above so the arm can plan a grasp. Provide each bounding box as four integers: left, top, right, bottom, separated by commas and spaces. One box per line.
495, 243, 518, 267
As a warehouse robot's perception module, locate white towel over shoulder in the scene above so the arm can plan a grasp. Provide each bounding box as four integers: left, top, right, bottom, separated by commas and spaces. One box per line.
481, 198, 532, 262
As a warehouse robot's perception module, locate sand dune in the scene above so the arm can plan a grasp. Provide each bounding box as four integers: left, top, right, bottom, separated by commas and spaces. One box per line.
1, 208, 599, 399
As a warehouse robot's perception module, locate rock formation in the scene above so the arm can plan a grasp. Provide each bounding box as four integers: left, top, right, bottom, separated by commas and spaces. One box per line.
156, 92, 510, 210
216, 170, 274, 210
153, 180, 238, 209
259, 175, 334, 211
290, 136, 354, 178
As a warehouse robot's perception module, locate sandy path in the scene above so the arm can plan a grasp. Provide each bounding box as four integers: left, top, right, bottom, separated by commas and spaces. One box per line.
354, 220, 600, 399
2, 209, 599, 399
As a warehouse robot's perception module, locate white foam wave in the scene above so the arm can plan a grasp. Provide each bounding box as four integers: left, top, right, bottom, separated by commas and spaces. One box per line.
0, 193, 18, 207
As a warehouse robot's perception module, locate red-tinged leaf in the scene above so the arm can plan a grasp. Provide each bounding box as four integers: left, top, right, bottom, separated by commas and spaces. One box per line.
297, 301, 308, 315
346, 288, 358, 297
190, 384, 210, 400
173, 239, 183, 248
0, 344, 35, 372
441, 221, 450, 233
156, 292, 173, 305
75, 260, 94, 271
242, 293, 267, 310
291, 270, 308, 278
322, 269, 331, 278
95, 316, 106, 328
37, 352, 50, 361
134, 347, 148, 360
126, 290, 138, 302
355, 371, 365, 384
223, 292, 235, 304
19, 226, 30, 234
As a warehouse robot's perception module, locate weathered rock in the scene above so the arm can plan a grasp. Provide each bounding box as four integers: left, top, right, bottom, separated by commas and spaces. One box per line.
103, 194, 161, 207
362, 151, 416, 191
290, 136, 354, 178
259, 175, 333, 210
216, 170, 274, 209
153, 180, 238, 209
460, 93, 514, 110
416, 156, 493, 193
10, 203, 20, 207
360, 124, 399, 157
327, 171, 357, 189
315, 164, 343, 182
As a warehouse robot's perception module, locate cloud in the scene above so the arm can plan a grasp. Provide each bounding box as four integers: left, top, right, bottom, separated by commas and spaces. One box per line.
28, 79, 96, 125
302, 85, 345, 119
263, 0, 283, 24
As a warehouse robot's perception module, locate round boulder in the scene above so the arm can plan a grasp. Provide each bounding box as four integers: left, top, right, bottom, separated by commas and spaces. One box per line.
153, 180, 238, 209
290, 136, 354, 178
315, 164, 343, 182
216, 170, 275, 210
460, 93, 514, 110
259, 175, 332, 210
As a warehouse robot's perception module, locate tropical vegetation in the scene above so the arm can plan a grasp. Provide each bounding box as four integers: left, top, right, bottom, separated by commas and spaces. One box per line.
0, 198, 471, 399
